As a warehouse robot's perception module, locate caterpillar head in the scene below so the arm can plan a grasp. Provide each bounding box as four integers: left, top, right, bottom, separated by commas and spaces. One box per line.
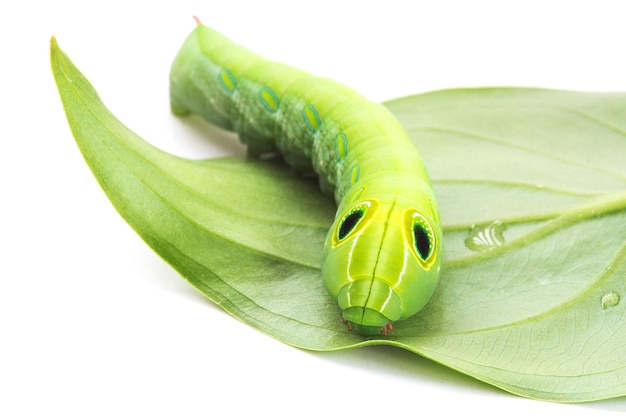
322, 197, 442, 335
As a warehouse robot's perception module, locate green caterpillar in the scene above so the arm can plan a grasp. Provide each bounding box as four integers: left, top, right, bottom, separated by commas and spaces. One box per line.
170, 19, 442, 335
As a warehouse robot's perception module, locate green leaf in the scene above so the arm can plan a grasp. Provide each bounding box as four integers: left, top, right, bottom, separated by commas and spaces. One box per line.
51, 39, 626, 402
386, 90, 626, 401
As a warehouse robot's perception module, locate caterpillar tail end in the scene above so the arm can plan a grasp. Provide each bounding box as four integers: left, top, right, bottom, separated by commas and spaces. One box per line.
171, 104, 191, 117
170, 95, 191, 116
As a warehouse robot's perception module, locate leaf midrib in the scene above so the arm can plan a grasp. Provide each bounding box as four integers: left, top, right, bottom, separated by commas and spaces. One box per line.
447, 190, 626, 267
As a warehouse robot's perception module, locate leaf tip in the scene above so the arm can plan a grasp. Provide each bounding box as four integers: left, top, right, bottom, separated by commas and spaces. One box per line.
50, 36, 62, 65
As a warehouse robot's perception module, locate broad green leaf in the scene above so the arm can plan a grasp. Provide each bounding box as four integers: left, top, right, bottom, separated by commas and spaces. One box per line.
386, 90, 626, 401
51, 39, 626, 402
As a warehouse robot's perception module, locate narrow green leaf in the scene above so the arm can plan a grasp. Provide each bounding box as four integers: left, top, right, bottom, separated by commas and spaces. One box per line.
50, 37, 347, 348
52, 39, 626, 402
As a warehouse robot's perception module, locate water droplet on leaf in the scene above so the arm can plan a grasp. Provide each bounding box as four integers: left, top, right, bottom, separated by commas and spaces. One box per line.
465, 220, 507, 252
601, 291, 620, 309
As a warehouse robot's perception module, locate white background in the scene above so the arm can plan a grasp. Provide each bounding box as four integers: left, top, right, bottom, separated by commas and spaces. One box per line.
2, 0, 626, 415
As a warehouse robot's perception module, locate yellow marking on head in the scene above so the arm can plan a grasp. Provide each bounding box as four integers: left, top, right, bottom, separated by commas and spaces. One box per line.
350, 165, 361, 185
218, 69, 237, 92
259, 87, 279, 112
350, 187, 365, 202
335, 133, 348, 161
303, 104, 321, 132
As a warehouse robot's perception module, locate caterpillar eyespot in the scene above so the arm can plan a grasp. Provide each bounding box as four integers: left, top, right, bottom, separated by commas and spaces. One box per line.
338, 207, 365, 240
414, 224, 431, 260
170, 21, 443, 335
411, 213, 436, 264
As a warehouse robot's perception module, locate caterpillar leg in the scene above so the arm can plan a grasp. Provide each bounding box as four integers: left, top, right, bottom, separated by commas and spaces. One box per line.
318, 175, 335, 196
239, 134, 277, 158
341, 316, 394, 336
